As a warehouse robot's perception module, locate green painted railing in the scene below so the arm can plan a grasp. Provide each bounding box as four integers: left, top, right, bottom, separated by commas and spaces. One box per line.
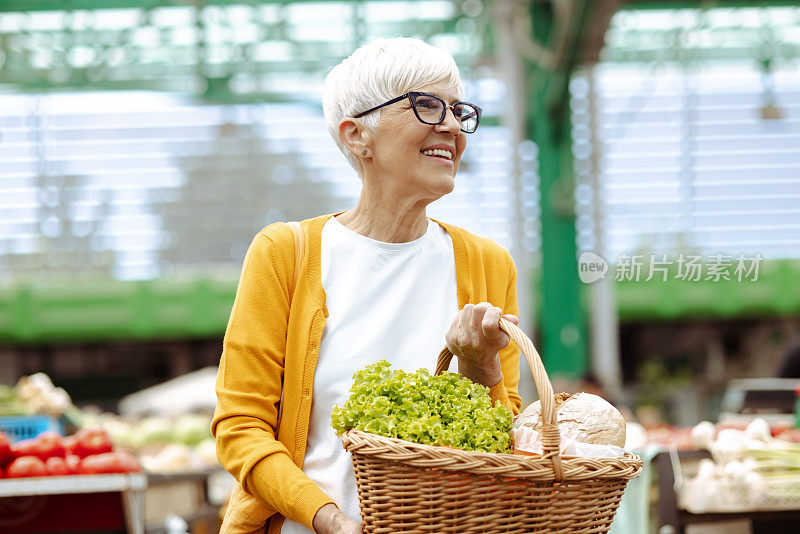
1, 259, 798, 344
0, 278, 238, 343
615, 259, 800, 322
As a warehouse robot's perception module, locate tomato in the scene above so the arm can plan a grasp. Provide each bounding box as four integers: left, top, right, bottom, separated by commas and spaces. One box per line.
70, 427, 114, 458
81, 451, 141, 474
12, 438, 38, 458
6, 456, 47, 478
65, 454, 82, 475
79, 454, 112, 474
0, 433, 13, 467
12, 432, 66, 461
46, 456, 69, 476
35, 431, 66, 459
113, 451, 141, 473
63, 434, 78, 454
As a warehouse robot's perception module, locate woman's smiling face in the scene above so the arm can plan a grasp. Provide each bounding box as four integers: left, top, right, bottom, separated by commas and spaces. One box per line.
367, 81, 467, 200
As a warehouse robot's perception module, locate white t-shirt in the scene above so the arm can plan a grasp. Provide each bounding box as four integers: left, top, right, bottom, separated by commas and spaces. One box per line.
280, 216, 458, 533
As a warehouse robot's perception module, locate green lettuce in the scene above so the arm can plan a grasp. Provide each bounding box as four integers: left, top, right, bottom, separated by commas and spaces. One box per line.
331, 360, 512, 453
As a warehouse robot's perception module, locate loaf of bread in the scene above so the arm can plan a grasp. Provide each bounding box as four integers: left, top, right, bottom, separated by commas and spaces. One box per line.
513, 392, 626, 448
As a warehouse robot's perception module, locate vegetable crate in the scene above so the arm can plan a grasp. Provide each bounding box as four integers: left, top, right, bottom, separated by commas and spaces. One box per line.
680, 476, 800, 513
341, 319, 643, 534
0, 415, 63, 443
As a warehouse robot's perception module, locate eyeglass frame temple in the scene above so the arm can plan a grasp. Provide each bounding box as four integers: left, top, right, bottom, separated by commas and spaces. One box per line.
352, 92, 482, 132
352, 93, 411, 118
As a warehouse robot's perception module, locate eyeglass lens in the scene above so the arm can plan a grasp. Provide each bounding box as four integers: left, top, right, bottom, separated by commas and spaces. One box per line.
412, 94, 479, 133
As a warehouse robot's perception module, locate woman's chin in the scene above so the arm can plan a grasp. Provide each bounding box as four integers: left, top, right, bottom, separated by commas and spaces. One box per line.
442, 177, 456, 194
428, 174, 456, 197
400, 172, 456, 202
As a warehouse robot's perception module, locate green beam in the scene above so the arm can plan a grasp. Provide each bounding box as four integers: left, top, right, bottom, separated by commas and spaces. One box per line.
533, 93, 586, 377
527, 1, 589, 378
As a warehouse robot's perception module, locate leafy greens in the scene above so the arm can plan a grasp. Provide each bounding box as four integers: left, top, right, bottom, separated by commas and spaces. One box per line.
331, 360, 512, 453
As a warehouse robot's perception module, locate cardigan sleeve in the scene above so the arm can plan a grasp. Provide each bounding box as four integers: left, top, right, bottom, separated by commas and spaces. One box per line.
490, 251, 522, 415
212, 228, 334, 530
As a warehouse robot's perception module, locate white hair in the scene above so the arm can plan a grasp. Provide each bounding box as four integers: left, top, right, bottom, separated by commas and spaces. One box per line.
323, 38, 465, 174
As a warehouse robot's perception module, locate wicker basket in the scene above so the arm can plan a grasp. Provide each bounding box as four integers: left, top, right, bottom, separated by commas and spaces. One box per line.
341, 318, 643, 533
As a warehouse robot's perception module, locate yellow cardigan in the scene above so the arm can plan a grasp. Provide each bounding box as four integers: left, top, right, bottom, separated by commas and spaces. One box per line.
212, 213, 522, 533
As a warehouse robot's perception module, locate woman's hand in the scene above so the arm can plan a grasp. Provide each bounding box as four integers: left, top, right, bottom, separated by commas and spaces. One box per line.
312, 503, 362, 534
446, 302, 519, 387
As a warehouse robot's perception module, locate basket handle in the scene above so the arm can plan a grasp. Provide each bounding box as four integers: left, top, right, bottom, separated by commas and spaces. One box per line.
435, 317, 565, 478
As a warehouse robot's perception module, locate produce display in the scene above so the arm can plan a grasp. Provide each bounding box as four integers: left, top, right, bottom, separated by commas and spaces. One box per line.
331, 360, 513, 453
80, 412, 217, 473
0, 372, 217, 534
1, 372, 218, 475
680, 418, 800, 513
0, 373, 78, 421
0, 427, 140, 478
14, 374, 73, 418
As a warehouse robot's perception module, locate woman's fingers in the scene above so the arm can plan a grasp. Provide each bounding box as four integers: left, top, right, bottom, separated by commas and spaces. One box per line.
481, 305, 504, 342
447, 303, 507, 387
456, 302, 508, 349
467, 303, 482, 338
447, 303, 516, 357
468, 302, 494, 335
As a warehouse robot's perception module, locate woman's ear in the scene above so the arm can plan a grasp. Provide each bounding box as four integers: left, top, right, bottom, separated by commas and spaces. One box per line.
338, 118, 371, 160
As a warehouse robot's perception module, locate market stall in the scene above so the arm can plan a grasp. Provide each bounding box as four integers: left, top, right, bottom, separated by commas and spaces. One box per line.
0, 372, 226, 534
625, 378, 800, 534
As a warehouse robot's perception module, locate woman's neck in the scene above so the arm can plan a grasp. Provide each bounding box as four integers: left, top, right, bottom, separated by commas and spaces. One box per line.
336, 189, 430, 243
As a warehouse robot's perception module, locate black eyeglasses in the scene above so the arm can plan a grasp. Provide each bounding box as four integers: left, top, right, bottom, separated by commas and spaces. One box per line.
353, 91, 482, 134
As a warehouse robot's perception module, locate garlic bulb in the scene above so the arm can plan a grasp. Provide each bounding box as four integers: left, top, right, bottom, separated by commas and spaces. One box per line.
691, 421, 716, 450
696, 458, 717, 482
723, 460, 748, 484
745, 418, 771, 443
513, 392, 626, 448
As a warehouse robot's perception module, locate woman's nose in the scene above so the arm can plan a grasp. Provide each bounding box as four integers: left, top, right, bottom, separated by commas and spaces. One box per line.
435, 106, 462, 134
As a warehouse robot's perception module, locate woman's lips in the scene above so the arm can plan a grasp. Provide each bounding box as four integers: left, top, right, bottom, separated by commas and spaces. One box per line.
421, 153, 454, 166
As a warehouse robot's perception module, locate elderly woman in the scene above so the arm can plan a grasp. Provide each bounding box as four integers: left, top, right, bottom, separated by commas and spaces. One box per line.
212, 38, 522, 534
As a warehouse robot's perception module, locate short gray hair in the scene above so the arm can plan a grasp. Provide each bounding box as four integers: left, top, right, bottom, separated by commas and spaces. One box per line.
323, 38, 465, 174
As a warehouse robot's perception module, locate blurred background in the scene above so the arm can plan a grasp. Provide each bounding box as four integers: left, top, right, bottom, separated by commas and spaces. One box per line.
1, 0, 800, 532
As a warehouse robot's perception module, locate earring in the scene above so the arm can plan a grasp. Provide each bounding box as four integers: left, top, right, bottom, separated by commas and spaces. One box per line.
361, 149, 368, 156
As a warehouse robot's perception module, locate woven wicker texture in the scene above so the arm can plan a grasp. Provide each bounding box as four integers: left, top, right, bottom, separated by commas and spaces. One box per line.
341, 318, 643, 533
